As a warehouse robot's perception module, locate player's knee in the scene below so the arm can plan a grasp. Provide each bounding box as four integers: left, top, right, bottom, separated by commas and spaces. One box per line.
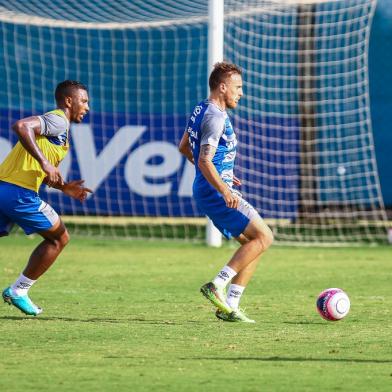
59, 230, 70, 248
255, 227, 273, 253
264, 228, 274, 250
51, 229, 70, 249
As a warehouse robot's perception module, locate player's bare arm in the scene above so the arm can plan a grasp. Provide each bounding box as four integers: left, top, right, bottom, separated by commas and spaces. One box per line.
198, 144, 239, 209
12, 116, 62, 186
178, 130, 194, 164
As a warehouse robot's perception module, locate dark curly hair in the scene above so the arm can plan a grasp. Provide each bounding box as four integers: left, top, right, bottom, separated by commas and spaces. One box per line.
55, 80, 88, 104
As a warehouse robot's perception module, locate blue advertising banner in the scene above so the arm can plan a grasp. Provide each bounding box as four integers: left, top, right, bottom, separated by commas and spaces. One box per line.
0, 108, 301, 218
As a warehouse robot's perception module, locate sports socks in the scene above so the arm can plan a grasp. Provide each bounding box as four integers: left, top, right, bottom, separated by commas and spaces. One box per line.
212, 265, 237, 289
10, 274, 37, 296
226, 284, 245, 310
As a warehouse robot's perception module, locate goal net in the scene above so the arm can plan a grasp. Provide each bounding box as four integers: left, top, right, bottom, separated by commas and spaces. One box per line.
0, 0, 388, 244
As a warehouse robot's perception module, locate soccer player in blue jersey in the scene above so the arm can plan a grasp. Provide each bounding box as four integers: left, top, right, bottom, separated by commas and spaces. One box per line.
0, 80, 91, 316
179, 62, 273, 323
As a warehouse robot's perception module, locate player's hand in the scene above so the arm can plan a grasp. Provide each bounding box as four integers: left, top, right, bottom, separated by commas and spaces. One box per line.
233, 175, 242, 187
222, 188, 239, 209
62, 180, 93, 202
41, 161, 63, 187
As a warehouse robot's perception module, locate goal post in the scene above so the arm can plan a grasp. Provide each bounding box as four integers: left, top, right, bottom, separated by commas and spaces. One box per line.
297, 2, 319, 221
206, 0, 224, 247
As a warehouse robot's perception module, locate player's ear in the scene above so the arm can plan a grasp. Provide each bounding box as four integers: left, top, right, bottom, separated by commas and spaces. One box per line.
64, 95, 72, 109
219, 82, 227, 94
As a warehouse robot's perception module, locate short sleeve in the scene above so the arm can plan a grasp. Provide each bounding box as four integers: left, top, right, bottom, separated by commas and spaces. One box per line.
38, 113, 69, 137
200, 111, 225, 148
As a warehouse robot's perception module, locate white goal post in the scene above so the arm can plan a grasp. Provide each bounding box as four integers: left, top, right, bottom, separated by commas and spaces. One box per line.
206, 0, 224, 247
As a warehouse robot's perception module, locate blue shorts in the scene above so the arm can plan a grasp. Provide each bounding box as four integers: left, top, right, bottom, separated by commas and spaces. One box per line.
0, 181, 59, 235
194, 188, 259, 239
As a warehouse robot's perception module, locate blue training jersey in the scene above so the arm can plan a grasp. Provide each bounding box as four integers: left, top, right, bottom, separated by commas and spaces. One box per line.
186, 99, 237, 196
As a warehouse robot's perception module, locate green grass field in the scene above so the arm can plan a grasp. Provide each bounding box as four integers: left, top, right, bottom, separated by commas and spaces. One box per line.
0, 236, 391, 392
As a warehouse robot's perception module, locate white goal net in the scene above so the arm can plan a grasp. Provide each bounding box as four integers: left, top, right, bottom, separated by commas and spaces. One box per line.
0, 0, 388, 244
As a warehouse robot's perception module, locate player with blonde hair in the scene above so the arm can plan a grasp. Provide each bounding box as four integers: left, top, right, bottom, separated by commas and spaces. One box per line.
179, 62, 273, 322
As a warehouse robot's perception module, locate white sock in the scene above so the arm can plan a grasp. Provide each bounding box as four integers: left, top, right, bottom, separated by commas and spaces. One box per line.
226, 284, 245, 310
10, 274, 36, 296
212, 265, 237, 289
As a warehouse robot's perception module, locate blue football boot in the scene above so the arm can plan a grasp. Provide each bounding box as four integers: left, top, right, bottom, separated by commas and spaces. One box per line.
2, 287, 42, 316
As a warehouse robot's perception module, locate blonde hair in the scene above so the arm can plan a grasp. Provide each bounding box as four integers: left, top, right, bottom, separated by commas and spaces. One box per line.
208, 62, 242, 91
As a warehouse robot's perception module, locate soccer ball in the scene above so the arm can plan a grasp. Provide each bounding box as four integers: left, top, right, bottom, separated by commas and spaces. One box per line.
316, 288, 350, 321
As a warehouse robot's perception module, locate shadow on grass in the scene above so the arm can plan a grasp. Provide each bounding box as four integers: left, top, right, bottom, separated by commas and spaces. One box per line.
283, 321, 328, 325
183, 356, 392, 364
0, 315, 203, 325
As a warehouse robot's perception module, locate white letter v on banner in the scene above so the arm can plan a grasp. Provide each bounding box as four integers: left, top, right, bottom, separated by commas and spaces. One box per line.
71, 124, 147, 193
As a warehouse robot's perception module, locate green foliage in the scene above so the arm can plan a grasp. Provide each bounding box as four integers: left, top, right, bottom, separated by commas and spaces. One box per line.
0, 237, 391, 391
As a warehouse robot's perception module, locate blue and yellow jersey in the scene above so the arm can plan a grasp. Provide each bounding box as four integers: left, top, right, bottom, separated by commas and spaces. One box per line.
0, 109, 70, 193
